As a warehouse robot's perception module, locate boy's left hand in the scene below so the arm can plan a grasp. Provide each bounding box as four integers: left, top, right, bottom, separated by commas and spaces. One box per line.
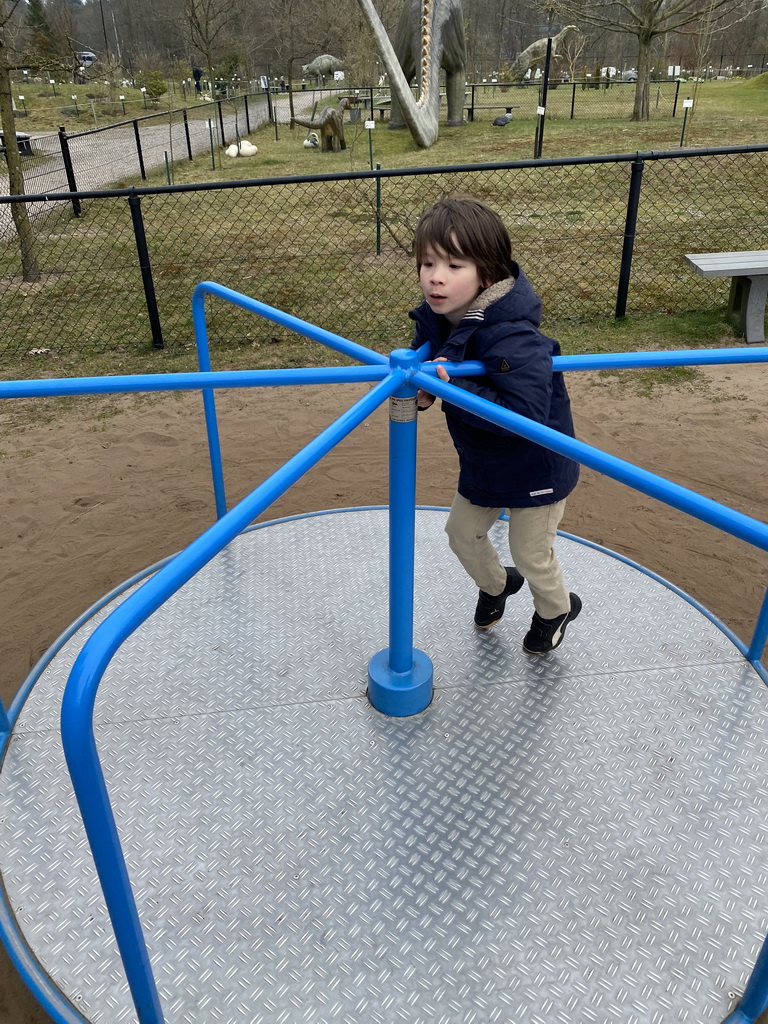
417, 358, 449, 410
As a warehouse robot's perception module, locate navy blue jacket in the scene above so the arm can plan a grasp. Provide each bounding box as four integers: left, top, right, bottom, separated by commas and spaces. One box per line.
410, 265, 579, 508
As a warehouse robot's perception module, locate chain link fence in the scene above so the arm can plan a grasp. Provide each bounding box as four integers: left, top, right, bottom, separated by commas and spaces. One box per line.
0, 92, 271, 200
1, 144, 766, 358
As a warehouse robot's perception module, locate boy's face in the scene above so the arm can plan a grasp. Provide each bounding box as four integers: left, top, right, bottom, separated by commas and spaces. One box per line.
419, 242, 484, 326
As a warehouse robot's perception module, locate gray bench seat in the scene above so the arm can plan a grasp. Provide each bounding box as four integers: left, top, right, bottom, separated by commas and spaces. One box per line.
685, 250, 768, 344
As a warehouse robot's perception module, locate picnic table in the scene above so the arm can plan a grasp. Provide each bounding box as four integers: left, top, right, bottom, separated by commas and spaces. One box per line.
685, 251, 768, 344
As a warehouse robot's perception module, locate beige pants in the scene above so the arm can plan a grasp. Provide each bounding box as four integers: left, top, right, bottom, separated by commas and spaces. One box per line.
445, 491, 570, 619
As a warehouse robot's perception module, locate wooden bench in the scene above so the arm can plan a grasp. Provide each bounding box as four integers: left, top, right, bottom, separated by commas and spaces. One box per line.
685, 251, 768, 344
0, 131, 33, 156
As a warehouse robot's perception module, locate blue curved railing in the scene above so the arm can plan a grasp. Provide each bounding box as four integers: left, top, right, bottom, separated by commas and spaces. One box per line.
1, 283, 767, 1024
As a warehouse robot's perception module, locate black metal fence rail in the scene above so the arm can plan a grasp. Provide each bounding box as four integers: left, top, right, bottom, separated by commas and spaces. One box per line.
1, 143, 766, 357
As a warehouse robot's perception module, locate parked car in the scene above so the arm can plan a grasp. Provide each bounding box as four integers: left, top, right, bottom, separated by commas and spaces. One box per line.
76, 51, 97, 68
622, 70, 638, 82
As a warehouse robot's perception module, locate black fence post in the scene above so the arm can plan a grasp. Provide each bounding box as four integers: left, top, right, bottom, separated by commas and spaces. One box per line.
183, 109, 193, 160
128, 192, 164, 349
58, 126, 81, 217
470, 84, 475, 121
615, 155, 645, 319
244, 94, 251, 135
672, 79, 681, 117
570, 81, 577, 119
132, 120, 146, 179
534, 38, 553, 160
217, 100, 226, 146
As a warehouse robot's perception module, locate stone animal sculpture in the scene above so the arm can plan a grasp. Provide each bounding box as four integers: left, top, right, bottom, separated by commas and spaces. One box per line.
506, 25, 578, 83
355, 0, 467, 148
302, 54, 345, 79
292, 98, 349, 152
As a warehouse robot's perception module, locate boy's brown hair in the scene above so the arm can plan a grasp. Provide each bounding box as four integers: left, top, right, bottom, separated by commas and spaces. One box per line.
415, 197, 512, 287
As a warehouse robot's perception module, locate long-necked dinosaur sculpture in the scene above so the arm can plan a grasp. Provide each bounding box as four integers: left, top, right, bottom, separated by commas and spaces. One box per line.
356, 0, 466, 148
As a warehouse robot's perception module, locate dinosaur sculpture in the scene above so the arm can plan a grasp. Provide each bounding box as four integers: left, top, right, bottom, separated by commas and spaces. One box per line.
292, 98, 348, 152
355, 0, 467, 149
302, 54, 345, 80
506, 26, 579, 83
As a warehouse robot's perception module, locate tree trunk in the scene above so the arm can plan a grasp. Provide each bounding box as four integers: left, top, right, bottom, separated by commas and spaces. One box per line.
631, 33, 655, 122
0, 35, 41, 282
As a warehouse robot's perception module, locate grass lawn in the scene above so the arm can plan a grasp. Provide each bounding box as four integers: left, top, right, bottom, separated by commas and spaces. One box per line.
0, 75, 766, 374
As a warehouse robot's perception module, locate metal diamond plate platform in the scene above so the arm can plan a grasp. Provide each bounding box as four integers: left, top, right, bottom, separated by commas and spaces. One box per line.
2, 508, 768, 1024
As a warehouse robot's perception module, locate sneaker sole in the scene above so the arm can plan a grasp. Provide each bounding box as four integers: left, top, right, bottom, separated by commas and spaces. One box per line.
475, 616, 502, 630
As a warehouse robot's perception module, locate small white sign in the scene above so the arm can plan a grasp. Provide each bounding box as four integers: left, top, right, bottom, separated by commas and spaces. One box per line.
683, 98, 693, 108
390, 396, 417, 422
668, 65, 681, 77
537, 105, 546, 116
260, 76, 268, 89
364, 120, 375, 130
18, 95, 24, 100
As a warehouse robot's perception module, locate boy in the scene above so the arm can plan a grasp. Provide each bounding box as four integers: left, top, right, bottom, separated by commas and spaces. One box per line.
411, 197, 581, 654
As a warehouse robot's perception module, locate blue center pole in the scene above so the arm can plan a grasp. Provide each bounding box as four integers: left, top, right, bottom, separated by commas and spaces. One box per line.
367, 349, 434, 717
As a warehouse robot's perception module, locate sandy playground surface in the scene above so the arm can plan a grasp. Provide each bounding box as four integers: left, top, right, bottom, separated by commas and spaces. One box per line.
1, 357, 768, 1023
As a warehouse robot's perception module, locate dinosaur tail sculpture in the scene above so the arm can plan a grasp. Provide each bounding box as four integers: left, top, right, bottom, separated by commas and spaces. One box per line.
356, 0, 440, 148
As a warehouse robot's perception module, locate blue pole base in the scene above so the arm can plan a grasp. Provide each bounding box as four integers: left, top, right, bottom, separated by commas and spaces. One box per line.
367, 648, 434, 717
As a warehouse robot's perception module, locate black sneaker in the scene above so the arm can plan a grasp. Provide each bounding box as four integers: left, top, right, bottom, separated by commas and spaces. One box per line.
474, 567, 525, 629
523, 593, 582, 654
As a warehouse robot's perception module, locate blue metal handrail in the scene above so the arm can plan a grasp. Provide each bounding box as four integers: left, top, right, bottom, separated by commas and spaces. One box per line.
1, 286, 767, 1024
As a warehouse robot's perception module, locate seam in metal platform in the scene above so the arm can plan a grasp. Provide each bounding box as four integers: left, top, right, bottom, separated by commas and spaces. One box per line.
2, 508, 767, 1024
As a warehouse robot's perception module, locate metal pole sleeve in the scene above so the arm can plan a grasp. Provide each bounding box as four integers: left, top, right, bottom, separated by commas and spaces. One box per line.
132, 120, 146, 179
59, 368, 402, 1024
412, 369, 768, 554
570, 80, 576, 119
672, 79, 681, 117
387, 350, 419, 673
244, 94, 251, 134
615, 155, 644, 318
58, 127, 81, 217
182, 109, 192, 160
128, 193, 163, 349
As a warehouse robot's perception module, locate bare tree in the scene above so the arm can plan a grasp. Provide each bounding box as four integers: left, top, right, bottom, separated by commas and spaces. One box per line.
557, 0, 757, 120
183, 0, 242, 91
0, 0, 40, 282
